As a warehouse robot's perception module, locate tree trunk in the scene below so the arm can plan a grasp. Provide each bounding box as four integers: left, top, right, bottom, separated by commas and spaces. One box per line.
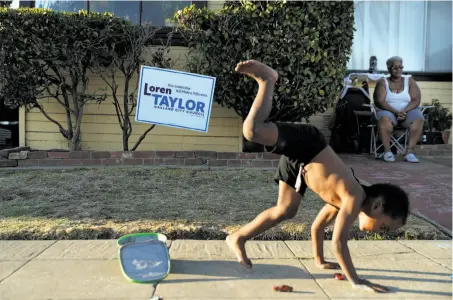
69, 72, 81, 152
70, 106, 83, 151
63, 92, 73, 141
123, 77, 130, 151
131, 125, 155, 151
123, 133, 129, 151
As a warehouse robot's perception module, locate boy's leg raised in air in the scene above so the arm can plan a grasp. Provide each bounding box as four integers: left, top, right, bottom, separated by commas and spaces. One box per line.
227, 60, 301, 269
235, 60, 279, 147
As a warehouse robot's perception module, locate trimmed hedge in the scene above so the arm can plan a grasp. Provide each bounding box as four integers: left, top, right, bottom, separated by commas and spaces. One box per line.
175, 1, 355, 122
0, 8, 131, 150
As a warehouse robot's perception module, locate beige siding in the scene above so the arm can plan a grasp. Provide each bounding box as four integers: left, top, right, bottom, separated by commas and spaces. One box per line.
165, 46, 191, 71
25, 98, 242, 151
24, 73, 452, 152
308, 110, 335, 140
207, 1, 225, 11
416, 81, 452, 109
24, 44, 243, 152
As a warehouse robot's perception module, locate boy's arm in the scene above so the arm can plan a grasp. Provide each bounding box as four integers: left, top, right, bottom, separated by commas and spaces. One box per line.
331, 201, 361, 282
332, 197, 388, 293
311, 204, 339, 268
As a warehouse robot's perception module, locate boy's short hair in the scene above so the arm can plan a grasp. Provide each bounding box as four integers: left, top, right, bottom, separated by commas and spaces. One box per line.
362, 183, 410, 224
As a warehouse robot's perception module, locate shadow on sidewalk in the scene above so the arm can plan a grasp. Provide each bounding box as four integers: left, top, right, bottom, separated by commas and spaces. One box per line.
311, 270, 451, 296
161, 259, 313, 294
356, 267, 450, 277
166, 259, 310, 279
162, 260, 451, 297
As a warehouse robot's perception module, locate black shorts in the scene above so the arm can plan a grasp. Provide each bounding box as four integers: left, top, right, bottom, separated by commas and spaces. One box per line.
265, 122, 328, 195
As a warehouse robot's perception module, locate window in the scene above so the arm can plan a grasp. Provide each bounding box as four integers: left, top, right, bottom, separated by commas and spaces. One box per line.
90, 1, 140, 25
142, 1, 191, 27
347, 0, 452, 73
30, 1, 204, 45
34, 0, 87, 12
32, 1, 198, 26
425, 1, 452, 72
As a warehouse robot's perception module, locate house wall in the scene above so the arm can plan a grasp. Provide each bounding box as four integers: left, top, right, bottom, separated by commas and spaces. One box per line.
20, 0, 452, 150
22, 43, 244, 152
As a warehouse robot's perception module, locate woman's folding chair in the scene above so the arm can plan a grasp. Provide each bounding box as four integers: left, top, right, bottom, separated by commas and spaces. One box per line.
366, 104, 433, 158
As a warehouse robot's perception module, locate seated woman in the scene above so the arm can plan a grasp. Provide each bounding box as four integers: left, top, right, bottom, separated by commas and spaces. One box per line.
373, 56, 424, 163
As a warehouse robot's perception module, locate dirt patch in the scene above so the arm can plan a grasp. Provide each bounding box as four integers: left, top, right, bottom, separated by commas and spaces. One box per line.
0, 167, 449, 240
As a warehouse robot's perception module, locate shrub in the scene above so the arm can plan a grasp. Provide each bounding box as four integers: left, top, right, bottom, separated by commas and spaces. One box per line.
175, 1, 354, 122
423, 99, 452, 132
0, 8, 128, 151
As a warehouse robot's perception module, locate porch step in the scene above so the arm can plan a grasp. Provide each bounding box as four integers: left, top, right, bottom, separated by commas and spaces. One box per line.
0, 159, 18, 167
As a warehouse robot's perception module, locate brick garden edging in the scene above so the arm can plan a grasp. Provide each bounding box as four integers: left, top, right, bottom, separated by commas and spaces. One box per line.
0, 144, 451, 168
8, 150, 282, 168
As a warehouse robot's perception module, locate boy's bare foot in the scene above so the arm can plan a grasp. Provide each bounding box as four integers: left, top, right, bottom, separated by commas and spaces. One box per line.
226, 234, 252, 269
316, 261, 340, 270
234, 60, 278, 84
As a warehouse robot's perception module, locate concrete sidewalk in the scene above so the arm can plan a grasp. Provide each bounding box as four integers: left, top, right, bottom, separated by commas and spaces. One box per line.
341, 154, 452, 232
0, 240, 451, 299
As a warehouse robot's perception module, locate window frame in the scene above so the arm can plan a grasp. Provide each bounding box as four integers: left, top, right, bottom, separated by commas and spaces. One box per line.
346, 70, 452, 82
21, 0, 207, 46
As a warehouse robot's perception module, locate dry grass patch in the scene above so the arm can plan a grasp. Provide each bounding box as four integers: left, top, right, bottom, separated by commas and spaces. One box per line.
0, 167, 448, 240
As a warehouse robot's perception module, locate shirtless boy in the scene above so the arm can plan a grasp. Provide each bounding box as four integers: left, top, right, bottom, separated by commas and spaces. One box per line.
226, 60, 409, 293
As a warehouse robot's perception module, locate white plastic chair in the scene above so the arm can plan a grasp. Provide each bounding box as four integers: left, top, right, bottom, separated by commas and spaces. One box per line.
365, 104, 433, 158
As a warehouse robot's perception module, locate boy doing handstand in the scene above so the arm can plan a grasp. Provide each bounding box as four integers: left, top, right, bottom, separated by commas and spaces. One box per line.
226, 60, 409, 293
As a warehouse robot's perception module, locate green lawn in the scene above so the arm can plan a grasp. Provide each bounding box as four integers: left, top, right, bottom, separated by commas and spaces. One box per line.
0, 167, 448, 240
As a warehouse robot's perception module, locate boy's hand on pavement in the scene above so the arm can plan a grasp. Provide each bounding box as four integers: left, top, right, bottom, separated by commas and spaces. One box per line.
316, 261, 340, 269
352, 279, 389, 293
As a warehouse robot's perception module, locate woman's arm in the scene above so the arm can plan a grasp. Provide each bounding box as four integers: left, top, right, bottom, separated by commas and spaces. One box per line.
402, 78, 421, 113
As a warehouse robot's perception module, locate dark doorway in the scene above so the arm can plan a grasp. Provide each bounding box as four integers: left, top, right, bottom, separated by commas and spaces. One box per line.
0, 100, 19, 149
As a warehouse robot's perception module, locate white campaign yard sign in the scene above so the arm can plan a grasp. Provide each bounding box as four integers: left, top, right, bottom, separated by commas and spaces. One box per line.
135, 66, 216, 133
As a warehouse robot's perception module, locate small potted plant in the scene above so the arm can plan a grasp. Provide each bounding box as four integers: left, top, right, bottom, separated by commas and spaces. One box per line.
423, 99, 452, 144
